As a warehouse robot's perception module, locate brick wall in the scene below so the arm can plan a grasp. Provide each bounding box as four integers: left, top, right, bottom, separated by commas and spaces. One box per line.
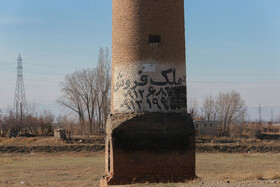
112, 0, 186, 113
104, 113, 196, 185
108, 150, 195, 185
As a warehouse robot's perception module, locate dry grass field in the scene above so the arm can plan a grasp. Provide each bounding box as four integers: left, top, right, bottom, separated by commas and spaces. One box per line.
0, 151, 279, 187
0, 137, 67, 146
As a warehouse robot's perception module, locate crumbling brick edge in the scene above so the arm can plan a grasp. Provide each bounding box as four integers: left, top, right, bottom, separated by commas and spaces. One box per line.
100, 175, 198, 186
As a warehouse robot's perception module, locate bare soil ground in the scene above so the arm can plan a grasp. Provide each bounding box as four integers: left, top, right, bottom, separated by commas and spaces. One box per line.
196, 142, 280, 153
0, 137, 104, 153
0, 152, 104, 187
1, 137, 280, 154
0, 136, 104, 146
0, 152, 279, 187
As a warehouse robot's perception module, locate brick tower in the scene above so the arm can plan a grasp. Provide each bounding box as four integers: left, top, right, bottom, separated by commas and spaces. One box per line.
102, 0, 195, 185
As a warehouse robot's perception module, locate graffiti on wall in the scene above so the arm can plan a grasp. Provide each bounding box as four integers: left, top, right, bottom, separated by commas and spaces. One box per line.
114, 68, 186, 112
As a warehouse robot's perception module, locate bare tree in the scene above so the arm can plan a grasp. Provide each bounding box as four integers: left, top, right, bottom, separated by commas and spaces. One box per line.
25, 100, 38, 116
276, 114, 280, 123
216, 90, 247, 135
1, 106, 56, 137
96, 47, 111, 131
201, 95, 217, 121
24, 114, 40, 134
39, 110, 55, 135
56, 114, 77, 136
188, 98, 199, 119
2, 110, 19, 137
57, 70, 92, 133
57, 47, 111, 134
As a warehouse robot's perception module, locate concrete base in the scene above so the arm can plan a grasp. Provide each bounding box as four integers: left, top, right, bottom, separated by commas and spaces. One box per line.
102, 112, 196, 186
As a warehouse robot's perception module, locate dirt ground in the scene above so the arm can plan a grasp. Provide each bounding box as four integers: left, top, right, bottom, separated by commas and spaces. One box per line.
1, 137, 280, 154
0, 152, 279, 187
0, 137, 67, 146
0, 136, 105, 146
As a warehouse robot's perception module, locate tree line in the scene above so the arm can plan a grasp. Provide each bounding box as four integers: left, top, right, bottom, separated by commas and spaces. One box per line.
0, 47, 110, 137
0, 108, 55, 137
0, 47, 257, 137
188, 90, 247, 135
57, 47, 111, 134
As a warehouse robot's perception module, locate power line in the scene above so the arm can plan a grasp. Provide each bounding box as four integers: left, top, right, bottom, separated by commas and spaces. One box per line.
21, 70, 66, 76
1, 60, 94, 69
0, 80, 15, 83
24, 78, 61, 83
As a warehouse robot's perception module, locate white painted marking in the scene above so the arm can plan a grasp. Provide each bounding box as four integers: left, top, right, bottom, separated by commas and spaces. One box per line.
143, 64, 155, 72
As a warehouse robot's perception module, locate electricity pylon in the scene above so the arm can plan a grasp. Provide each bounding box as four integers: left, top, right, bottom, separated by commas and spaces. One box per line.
14, 54, 27, 117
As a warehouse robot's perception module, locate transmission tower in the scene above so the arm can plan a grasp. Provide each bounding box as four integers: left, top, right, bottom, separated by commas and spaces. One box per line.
14, 54, 27, 117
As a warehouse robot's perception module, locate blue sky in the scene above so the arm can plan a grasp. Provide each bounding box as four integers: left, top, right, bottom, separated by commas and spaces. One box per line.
0, 0, 280, 120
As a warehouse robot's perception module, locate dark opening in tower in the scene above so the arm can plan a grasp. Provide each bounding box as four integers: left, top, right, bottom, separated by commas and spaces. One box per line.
149, 35, 161, 43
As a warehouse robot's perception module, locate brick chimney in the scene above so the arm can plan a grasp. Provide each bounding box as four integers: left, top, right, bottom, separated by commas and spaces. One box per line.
101, 0, 196, 185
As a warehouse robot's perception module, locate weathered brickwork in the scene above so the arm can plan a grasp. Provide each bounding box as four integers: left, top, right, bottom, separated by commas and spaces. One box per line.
111, 0, 186, 113
109, 150, 195, 184
102, 0, 195, 186
113, 63, 186, 113
102, 113, 196, 186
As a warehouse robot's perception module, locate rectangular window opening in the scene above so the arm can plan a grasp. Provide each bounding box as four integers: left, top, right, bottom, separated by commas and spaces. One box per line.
149, 35, 161, 43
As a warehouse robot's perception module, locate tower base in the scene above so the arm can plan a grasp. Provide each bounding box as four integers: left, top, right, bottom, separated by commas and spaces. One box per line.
102, 112, 196, 186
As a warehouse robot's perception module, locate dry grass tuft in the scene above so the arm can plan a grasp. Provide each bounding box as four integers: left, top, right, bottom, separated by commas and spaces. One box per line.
271, 175, 280, 180
255, 174, 265, 180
